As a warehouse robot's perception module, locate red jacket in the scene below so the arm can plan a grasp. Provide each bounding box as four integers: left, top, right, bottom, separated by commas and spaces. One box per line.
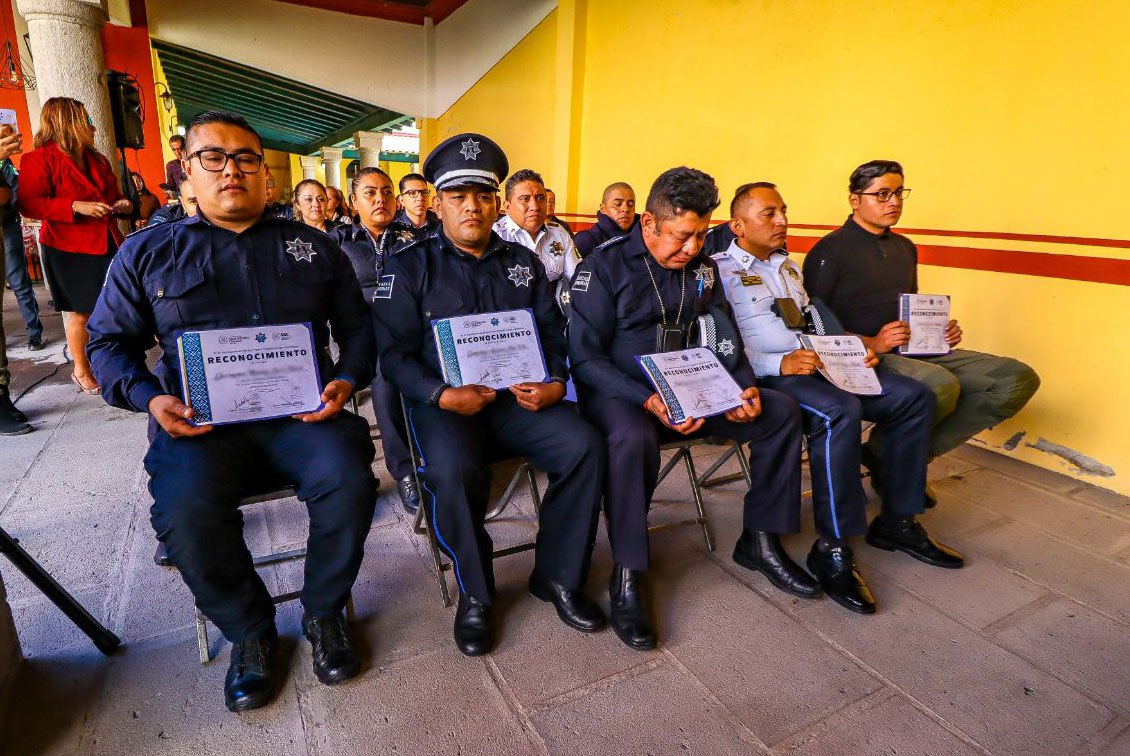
18, 141, 125, 255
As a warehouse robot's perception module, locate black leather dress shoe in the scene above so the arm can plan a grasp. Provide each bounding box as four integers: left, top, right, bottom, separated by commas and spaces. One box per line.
224, 628, 278, 713
454, 593, 494, 656
732, 530, 821, 599
26, 336, 46, 351
866, 516, 964, 569
529, 574, 606, 632
397, 475, 421, 514
303, 613, 361, 685
609, 566, 656, 650
806, 542, 876, 615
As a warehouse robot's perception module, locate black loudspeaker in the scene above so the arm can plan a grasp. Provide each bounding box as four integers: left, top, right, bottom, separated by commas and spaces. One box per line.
106, 71, 144, 149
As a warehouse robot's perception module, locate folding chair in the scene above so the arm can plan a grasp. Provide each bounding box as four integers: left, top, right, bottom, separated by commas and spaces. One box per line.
404, 400, 543, 607
651, 437, 751, 553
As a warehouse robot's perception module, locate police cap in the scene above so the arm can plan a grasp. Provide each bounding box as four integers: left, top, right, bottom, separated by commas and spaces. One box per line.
423, 133, 509, 193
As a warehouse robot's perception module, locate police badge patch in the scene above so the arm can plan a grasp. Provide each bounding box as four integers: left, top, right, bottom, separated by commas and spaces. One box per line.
285, 238, 317, 262
572, 270, 591, 291
396, 229, 415, 243
373, 274, 395, 299
549, 240, 565, 257
507, 264, 533, 287
694, 263, 715, 290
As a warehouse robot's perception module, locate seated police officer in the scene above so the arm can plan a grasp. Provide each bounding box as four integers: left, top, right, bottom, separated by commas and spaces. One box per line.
493, 169, 580, 283
573, 181, 638, 258
87, 111, 378, 712
714, 182, 963, 614
372, 133, 606, 656
568, 167, 810, 650
331, 167, 423, 513
394, 172, 440, 234
803, 160, 1040, 506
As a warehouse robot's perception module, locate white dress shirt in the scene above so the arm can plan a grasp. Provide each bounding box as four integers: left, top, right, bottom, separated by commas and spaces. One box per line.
493, 215, 580, 282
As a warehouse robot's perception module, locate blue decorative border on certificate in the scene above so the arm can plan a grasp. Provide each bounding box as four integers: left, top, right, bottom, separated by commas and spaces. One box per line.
639, 355, 686, 424
180, 331, 213, 423
434, 318, 464, 387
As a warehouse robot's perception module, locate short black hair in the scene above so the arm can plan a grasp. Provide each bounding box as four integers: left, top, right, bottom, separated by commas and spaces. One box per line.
184, 110, 262, 153
849, 160, 903, 193
353, 166, 393, 196
730, 181, 778, 216
646, 167, 719, 223
504, 169, 544, 201
398, 172, 427, 193
168, 134, 185, 146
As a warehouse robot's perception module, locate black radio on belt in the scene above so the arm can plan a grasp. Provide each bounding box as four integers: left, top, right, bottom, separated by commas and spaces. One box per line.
770, 297, 807, 330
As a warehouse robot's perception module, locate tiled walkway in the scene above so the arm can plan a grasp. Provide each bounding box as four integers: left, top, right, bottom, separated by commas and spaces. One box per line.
2, 293, 1128, 755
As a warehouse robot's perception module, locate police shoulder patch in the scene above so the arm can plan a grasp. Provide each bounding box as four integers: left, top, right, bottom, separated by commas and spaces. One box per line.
571, 270, 592, 292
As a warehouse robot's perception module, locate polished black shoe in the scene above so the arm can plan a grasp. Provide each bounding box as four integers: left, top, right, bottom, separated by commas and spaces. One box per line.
454, 593, 494, 656
0, 390, 28, 426
303, 613, 362, 685
0, 405, 31, 435
529, 574, 606, 632
26, 336, 46, 351
224, 628, 278, 713
866, 516, 964, 569
608, 565, 656, 650
397, 475, 421, 514
806, 542, 876, 615
732, 529, 821, 599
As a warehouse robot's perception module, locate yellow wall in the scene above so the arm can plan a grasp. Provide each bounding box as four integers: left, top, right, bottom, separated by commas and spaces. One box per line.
429, 0, 1130, 493
424, 9, 559, 191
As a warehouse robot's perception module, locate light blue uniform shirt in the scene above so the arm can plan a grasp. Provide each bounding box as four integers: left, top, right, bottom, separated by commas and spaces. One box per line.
712, 242, 809, 377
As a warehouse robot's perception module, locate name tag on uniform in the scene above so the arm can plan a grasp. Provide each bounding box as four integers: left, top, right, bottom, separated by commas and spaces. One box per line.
373, 274, 395, 300
739, 274, 762, 286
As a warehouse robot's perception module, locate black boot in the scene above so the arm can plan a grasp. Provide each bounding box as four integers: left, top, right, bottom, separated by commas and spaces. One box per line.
866, 515, 964, 568
0, 390, 30, 435
397, 474, 421, 514
303, 613, 362, 685
454, 593, 494, 656
608, 565, 656, 650
529, 574, 606, 632
732, 529, 821, 599
806, 541, 876, 615
224, 627, 279, 713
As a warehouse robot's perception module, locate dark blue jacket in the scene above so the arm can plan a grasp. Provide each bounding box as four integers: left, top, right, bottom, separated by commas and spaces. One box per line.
567, 224, 757, 406
87, 212, 375, 415
372, 229, 570, 405
146, 203, 186, 227
701, 222, 736, 257
331, 220, 422, 304
573, 211, 636, 258
394, 208, 441, 236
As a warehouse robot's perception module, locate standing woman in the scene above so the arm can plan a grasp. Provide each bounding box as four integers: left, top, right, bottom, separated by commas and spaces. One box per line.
292, 178, 334, 233
19, 97, 131, 394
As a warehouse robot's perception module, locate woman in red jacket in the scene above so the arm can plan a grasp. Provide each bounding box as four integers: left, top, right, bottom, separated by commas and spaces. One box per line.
19, 97, 132, 394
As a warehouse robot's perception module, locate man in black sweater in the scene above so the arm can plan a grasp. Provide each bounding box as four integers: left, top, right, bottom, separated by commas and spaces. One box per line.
803, 160, 1040, 506
573, 181, 638, 257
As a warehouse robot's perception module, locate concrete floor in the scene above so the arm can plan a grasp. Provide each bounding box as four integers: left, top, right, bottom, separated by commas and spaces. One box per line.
2, 288, 1129, 756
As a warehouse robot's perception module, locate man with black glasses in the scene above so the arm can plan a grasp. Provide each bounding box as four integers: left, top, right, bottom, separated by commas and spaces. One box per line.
394, 172, 440, 234
803, 160, 1040, 508
88, 111, 378, 712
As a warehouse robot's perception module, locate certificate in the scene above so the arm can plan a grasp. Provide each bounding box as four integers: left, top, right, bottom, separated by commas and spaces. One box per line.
899, 293, 951, 356
178, 323, 323, 426
432, 309, 549, 389
798, 334, 882, 396
636, 347, 744, 424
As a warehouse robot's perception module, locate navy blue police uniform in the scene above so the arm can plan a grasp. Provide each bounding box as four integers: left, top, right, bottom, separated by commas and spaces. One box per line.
332, 219, 423, 485
372, 135, 605, 604
567, 225, 804, 571
699, 221, 736, 257
87, 212, 378, 643
573, 211, 637, 258
394, 207, 441, 236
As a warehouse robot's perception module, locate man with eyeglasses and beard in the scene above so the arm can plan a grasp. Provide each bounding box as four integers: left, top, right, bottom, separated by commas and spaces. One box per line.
87, 111, 379, 712
803, 160, 1040, 511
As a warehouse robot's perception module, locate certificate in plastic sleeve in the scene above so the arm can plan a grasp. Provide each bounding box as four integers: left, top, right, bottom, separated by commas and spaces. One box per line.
898, 293, 951, 356
431, 309, 549, 390
177, 322, 323, 426
798, 334, 883, 396
636, 347, 744, 424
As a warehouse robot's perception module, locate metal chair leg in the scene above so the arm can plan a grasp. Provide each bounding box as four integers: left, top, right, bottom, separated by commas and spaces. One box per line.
681, 450, 714, 552
196, 606, 211, 663
484, 462, 529, 522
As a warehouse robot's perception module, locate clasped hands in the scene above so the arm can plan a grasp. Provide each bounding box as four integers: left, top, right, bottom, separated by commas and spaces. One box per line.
644, 386, 761, 435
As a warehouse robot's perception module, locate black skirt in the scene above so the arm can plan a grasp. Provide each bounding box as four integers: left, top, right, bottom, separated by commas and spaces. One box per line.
41, 243, 116, 314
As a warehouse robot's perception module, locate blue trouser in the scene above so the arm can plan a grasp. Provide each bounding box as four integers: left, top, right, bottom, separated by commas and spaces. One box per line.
581, 387, 803, 571
371, 368, 413, 480
407, 393, 605, 604
145, 413, 377, 642
759, 372, 935, 538
3, 219, 42, 341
